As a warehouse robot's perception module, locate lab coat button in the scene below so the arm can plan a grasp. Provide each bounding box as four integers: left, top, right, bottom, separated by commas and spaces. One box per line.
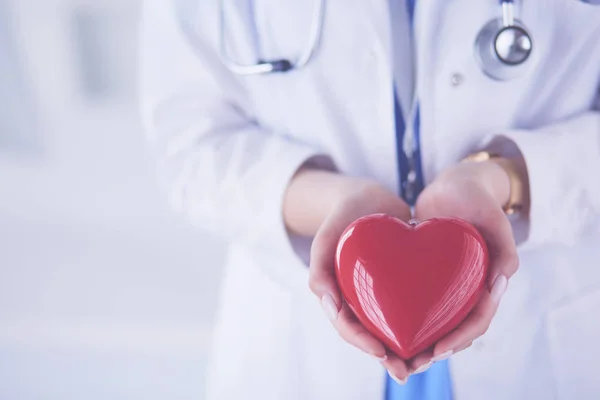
451, 73, 464, 87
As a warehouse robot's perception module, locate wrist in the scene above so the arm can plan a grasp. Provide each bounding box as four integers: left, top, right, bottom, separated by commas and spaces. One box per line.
436, 160, 510, 208
477, 160, 512, 208
284, 167, 381, 236
461, 151, 530, 215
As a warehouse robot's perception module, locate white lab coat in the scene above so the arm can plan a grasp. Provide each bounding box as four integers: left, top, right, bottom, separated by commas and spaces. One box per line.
140, 1, 600, 399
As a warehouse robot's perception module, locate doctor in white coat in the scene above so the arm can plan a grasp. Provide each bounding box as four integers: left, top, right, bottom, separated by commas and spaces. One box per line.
140, 0, 600, 399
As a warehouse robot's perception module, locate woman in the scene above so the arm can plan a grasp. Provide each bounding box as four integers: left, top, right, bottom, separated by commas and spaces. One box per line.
140, 0, 600, 399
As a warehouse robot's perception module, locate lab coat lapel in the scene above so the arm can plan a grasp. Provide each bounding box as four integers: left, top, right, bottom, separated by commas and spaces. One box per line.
389, 0, 415, 126
412, 0, 445, 183
343, 0, 401, 193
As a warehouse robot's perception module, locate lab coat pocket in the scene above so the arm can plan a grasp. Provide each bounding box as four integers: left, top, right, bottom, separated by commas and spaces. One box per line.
547, 288, 600, 400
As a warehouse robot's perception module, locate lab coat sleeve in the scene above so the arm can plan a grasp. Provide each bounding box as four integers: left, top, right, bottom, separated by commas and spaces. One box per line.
484, 110, 600, 248
139, 1, 332, 290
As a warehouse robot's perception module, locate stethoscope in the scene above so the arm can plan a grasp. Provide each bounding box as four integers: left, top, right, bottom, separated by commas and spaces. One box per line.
220, 0, 600, 80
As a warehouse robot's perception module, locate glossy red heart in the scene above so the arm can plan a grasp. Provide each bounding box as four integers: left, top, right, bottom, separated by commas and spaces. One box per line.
335, 214, 489, 359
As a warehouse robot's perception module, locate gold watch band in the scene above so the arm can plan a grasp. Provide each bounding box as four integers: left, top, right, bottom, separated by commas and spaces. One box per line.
462, 151, 524, 215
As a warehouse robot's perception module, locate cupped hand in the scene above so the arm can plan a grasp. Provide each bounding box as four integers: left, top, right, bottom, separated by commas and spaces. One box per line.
408, 160, 520, 373
306, 178, 413, 383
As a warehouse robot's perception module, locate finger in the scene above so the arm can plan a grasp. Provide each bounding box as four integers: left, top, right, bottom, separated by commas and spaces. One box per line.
471, 208, 519, 286
408, 349, 434, 375
382, 353, 410, 384
308, 201, 368, 301
308, 212, 349, 312
463, 207, 513, 302
433, 287, 502, 355
333, 302, 387, 359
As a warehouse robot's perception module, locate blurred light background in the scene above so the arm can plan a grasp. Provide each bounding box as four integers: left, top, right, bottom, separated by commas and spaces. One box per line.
0, 0, 224, 398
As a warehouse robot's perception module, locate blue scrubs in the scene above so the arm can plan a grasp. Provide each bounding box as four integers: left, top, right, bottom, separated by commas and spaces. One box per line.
386, 361, 453, 400
385, 0, 453, 399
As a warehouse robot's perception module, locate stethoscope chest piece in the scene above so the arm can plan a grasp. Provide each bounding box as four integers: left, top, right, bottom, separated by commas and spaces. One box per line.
475, 17, 533, 81
494, 25, 532, 65
474, 1, 534, 81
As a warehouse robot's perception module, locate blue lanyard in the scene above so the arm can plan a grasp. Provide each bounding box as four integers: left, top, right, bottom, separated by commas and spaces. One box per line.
394, 0, 424, 205
394, 98, 424, 205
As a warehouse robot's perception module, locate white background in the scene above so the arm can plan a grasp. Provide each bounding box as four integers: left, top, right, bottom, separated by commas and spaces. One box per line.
0, 1, 223, 398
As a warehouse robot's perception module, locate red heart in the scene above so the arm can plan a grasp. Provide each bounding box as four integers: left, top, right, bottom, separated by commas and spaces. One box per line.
335, 214, 489, 359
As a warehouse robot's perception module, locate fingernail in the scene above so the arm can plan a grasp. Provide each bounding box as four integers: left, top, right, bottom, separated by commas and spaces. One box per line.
321, 294, 339, 321
412, 361, 432, 375
374, 354, 388, 362
491, 275, 508, 304
389, 372, 408, 385
431, 350, 453, 362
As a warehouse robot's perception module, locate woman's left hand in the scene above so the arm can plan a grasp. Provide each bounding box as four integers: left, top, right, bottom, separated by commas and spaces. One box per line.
408, 159, 521, 373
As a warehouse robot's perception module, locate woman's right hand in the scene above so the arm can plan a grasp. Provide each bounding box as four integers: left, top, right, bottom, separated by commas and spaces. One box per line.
284, 167, 412, 383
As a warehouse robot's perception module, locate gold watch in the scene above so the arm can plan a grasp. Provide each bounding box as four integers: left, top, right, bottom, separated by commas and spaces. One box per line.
462, 151, 525, 216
